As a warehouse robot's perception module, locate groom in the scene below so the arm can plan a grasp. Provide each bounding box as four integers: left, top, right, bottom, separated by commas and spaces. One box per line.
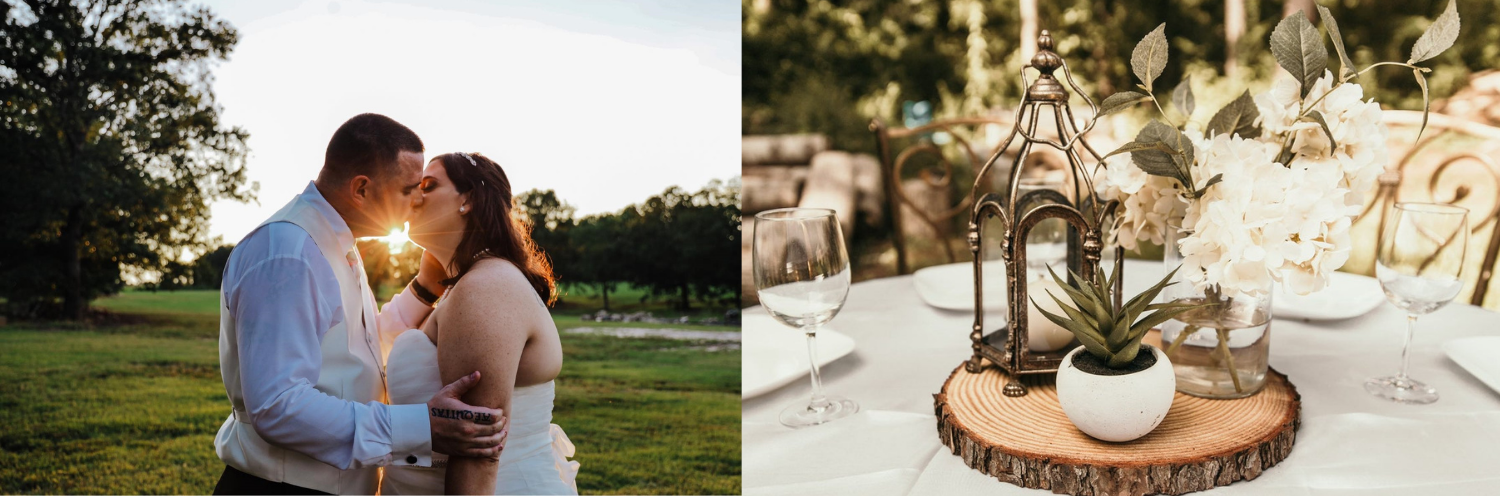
213, 113, 505, 495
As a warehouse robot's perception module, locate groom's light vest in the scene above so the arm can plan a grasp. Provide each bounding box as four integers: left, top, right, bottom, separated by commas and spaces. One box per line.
214, 193, 385, 494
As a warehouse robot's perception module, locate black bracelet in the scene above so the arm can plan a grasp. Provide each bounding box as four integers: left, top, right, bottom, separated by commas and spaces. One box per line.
409, 280, 439, 306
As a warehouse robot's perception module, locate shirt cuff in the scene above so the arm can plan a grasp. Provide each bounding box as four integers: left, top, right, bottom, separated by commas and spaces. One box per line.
387, 285, 436, 329
388, 403, 432, 467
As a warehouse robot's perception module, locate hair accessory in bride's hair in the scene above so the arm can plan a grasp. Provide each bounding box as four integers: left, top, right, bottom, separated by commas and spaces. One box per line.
456, 152, 485, 186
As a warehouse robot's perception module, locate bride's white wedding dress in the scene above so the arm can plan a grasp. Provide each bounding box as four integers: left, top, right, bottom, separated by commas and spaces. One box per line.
382, 328, 579, 495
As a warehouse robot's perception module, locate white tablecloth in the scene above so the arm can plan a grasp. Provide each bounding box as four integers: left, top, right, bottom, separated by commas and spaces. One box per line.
743, 260, 1500, 495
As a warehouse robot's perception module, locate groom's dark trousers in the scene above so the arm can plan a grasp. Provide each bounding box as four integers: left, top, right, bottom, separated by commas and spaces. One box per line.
213, 465, 331, 495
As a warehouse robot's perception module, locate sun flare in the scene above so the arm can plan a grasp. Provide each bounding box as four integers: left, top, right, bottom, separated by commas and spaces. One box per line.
380, 223, 413, 254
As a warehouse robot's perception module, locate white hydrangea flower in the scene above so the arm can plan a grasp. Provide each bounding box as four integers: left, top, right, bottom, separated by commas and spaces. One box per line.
1177, 133, 1291, 297
1099, 72, 1387, 297
1094, 152, 1184, 251
1255, 71, 1390, 210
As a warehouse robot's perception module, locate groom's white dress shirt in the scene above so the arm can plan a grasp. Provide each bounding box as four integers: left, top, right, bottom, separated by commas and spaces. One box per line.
216, 182, 434, 493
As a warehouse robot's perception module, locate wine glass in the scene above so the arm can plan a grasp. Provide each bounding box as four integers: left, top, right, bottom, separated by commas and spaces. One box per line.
1367, 202, 1469, 404
753, 208, 859, 428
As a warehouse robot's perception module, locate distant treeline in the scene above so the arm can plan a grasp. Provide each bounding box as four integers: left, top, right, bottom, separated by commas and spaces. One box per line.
154, 179, 742, 311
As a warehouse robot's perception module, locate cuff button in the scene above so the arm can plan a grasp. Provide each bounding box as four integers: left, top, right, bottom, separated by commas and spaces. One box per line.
405, 455, 418, 464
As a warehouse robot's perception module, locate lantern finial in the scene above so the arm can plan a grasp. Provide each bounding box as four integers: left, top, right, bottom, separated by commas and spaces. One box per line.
1027, 30, 1067, 101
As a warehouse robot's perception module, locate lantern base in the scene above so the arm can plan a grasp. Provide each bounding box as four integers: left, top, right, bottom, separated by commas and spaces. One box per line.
1002, 380, 1028, 397
972, 325, 1074, 387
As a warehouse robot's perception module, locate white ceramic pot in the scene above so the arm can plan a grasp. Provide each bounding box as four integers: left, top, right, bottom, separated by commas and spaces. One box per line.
1055, 344, 1175, 442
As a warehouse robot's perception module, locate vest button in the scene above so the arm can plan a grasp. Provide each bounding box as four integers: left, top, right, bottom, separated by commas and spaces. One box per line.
406, 455, 418, 464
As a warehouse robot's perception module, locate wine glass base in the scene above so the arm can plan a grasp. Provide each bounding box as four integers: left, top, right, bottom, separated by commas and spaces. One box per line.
1364, 376, 1439, 404
779, 396, 859, 428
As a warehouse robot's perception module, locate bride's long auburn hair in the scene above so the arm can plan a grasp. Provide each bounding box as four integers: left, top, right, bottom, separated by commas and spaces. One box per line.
433, 152, 556, 305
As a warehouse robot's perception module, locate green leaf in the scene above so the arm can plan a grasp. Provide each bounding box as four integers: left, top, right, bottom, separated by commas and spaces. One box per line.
1101, 262, 1119, 308
1103, 140, 1177, 161
1116, 267, 1180, 330
1204, 90, 1263, 139
1030, 296, 1109, 352
1270, 10, 1328, 98
1300, 110, 1337, 148
1132, 120, 1194, 185
1044, 264, 1111, 322
1194, 173, 1224, 197
1408, 0, 1461, 64
1315, 4, 1355, 79
1414, 68, 1431, 143
1131, 23, 1169, 92
1172, 76, 1195, 119
1072, 324, 1112, 359
1130, 304, 1204, 339
1098, 91, 1150, 117
1044, 290, 1098, 331
1079, 268, 1114, 317
1108, 340, 1143, 367
1120, 271, 1176, 323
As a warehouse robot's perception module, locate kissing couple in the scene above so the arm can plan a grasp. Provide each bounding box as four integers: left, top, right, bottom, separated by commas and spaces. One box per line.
212, 113, 579, 495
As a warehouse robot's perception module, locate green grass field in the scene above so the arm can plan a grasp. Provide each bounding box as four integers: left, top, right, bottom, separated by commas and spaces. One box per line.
0, 290, 740, 495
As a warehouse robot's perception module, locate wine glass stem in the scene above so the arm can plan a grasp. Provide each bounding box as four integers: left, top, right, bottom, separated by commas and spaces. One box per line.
804, 328, 829, 412
1398, 314, 1417, 381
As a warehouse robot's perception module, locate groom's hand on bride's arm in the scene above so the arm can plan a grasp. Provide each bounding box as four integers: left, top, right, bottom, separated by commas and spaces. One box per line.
427, 370, 509, 458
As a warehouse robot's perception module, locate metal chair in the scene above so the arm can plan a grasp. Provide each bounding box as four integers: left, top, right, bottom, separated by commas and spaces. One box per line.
1357, 111, 1500, 307
870, 117, 1016, 274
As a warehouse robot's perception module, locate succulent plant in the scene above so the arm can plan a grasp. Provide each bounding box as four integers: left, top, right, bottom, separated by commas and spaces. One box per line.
1030, 265, 1204, 368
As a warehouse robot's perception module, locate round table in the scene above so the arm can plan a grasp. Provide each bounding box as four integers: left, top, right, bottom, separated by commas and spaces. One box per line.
743, 260, 1500, 496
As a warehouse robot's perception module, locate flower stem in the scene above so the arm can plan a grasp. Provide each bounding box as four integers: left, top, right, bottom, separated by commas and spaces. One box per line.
1355, 61, 1425, 80
1216, 327, 1244, 393
1166, 324, 1199, 359
1149, 94, 1173, 127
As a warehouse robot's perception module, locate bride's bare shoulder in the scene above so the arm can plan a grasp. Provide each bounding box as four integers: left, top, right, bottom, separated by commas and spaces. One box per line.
446, 258, 536, 310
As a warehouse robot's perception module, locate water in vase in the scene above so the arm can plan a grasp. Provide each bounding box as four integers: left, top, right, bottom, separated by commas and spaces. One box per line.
1162, 302, 1272, 398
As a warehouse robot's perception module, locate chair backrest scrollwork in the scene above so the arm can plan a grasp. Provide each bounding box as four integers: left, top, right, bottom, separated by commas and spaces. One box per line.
1357, 113, 1500, 307
870, 117, 1014, 275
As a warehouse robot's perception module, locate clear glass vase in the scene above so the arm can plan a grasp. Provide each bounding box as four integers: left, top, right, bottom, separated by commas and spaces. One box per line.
1160, 226, 1273, 399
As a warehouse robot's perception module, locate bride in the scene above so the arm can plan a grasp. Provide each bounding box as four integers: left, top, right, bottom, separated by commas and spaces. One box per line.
383, 151, 579, 495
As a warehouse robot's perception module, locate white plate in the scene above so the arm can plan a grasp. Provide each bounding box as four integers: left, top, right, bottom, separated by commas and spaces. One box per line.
1274, 271, 1386, 321
742, 313, 857, 399
912, 262, 1009, 312
1444, 336, 1500, 395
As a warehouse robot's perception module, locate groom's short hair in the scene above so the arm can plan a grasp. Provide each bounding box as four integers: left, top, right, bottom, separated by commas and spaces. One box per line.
322, 113, 424, 182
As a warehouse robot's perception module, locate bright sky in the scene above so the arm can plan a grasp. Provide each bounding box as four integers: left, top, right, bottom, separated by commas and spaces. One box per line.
198, 0, 740, 245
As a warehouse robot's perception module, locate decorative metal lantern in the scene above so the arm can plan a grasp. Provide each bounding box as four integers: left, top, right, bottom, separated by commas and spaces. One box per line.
966, 30, 1125, 397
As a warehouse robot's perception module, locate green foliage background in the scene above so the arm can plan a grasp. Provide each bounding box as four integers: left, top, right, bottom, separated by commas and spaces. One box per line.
743, 0, 1500, 152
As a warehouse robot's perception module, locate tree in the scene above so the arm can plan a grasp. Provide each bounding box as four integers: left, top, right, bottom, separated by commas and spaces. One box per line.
514, 189, 576, 301
570, 213, 628, 311
619, 180, 742, 311
515, 189, 577, 234
0, 0, 253, 319
192, 244, 235, 290
681, 178, 742, 306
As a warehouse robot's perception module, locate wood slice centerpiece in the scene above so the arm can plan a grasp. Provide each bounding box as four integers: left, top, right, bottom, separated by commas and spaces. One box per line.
934, 348, 1301, 495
